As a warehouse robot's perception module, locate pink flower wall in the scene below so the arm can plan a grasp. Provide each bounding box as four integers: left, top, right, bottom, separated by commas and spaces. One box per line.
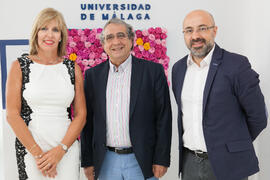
66, 27, 170, 84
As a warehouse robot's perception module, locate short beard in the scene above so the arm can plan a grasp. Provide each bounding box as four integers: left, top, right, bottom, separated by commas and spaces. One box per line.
188, 38, 214, 59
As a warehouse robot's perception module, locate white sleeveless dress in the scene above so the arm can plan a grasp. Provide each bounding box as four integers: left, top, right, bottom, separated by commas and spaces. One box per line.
15, 55, 80, 180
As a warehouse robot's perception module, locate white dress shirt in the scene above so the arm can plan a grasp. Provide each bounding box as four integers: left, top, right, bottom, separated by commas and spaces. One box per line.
181, 45, 215, 152
106, 55, 132, 147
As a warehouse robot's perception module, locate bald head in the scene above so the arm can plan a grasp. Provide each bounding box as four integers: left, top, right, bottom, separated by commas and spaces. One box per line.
182, 9, 217, 63
183, 10, 215, 29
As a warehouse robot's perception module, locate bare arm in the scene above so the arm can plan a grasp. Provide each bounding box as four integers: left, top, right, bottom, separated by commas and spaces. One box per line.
60, 62, 87, 148
6, 60, 43, 157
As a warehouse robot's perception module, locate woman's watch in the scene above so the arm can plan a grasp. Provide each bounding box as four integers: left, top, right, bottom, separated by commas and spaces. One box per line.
59, 143, 68, 153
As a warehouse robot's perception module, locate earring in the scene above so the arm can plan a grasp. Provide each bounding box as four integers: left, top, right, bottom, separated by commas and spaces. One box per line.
59, 39, 61, 42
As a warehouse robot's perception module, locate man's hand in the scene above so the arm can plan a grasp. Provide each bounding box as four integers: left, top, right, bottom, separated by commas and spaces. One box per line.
152, 164, 168, 178
84, 166, 95, 180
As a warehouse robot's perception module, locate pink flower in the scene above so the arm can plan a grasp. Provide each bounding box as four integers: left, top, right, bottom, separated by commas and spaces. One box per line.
91, 29, 97, 34
81, 35, 87, 42
142, 51, 150, 58
149, 40, 156, 47
97, 28, 103, 33
89, 45, 96, 52
89, 59, 96, 66
72, 47, 79, 53
89, 52, 96, 59
88, 35, 96, 43
84, 29, 91, 36
95, 53, 101, 59
94, 39, 101, 46
78, 29, 85, 36
162, 28, 167, 34
96, 59, 103, 65
161, 51, 167, 59
97, 47, 104, 54
101, 52, 108, 60
149, 53, 156, 61
76, 41, 84, 49
142, 29, 149, 36
135, 52, 143, 58
155, 39, 161, 45
161, 39, 166, 47
161, 33, 167, 39
132, 46, 140, 54
164, 56, 170, 64
155, 34, 161, 39
68, 29, 78, 36
155, 27, 162, 34
73, 35, 81, 43
69, 41, 76, 48
135, 30, 142, 38
148, 27, 155, 34
82, 59, 90, 66
155, 44, 162, 50
66, 47, 73, 54
155, 49, 162, 58
149, 47, 155, 54
96, 33, 101, 40
138, 45, 144, 52
68, 36, 73, 42
76, 55, 82, 61
142, 36, 149, 42
85, 41, 91, 48
148, 34, 155, 41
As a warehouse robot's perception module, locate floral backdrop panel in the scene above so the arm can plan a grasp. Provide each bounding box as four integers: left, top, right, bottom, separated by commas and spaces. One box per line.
66, 27, 170, 84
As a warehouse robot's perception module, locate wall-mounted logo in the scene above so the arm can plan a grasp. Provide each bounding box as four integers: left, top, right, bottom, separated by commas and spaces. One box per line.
80, 3, 151, 21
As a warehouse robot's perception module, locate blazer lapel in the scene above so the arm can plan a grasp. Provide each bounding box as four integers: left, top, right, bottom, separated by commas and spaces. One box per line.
174, 58, 188, 106
129, 56, 143, 119
203, 44, 223, 113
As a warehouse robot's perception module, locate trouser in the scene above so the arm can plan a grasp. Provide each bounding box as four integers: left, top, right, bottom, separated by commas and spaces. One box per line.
181, 148, 248, 180
99, 150, 158, 180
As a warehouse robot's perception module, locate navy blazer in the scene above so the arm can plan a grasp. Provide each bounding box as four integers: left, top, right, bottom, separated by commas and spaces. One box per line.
81, 55, 172, 179
172, 44, 267, 180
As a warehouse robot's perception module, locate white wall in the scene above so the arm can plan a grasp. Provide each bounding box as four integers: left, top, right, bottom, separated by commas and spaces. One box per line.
1, 0, 269, 180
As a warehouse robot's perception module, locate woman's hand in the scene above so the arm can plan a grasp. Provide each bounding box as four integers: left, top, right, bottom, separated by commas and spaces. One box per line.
36, 145, 65, 177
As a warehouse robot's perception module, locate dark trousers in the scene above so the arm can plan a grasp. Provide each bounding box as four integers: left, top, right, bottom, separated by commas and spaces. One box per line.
181, 148, 248, 180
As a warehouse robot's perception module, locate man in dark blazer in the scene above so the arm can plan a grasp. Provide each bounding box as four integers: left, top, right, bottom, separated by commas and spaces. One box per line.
172, 10, 267, 180
81, 18, 172, 180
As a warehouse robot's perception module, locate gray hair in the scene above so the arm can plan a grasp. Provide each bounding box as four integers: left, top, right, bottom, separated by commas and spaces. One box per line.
100, 18, 135, 47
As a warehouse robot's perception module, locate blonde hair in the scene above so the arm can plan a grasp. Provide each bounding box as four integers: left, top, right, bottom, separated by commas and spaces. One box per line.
29, 8, 67, 57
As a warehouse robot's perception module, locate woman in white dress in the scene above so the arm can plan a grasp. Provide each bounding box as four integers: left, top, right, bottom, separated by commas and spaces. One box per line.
6, 8, 86, 180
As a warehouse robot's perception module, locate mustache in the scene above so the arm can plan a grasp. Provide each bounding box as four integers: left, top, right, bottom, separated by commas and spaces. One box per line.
191, 38, 206, 45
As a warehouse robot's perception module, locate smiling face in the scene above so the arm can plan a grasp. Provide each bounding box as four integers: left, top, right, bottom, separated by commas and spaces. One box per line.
183, 10, 217, 61
37, 19, 61, 54
102, 23, 133, 66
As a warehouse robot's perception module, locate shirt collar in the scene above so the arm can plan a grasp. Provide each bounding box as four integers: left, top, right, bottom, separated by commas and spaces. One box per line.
187, 44, 216, 68
109, 55, 132, 73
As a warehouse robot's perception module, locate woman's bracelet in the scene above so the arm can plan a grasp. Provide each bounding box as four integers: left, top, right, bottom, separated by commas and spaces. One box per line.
28, 144, 37, 153
34, 154, 43, 159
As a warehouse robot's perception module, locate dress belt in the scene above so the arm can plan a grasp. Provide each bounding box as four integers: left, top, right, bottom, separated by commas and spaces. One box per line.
184, 147, 208, 159
107, 146, 133, 154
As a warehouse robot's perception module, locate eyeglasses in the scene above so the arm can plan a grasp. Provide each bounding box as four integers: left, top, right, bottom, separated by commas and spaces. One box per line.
105, 32, 128, 42
182, 26, 215, 35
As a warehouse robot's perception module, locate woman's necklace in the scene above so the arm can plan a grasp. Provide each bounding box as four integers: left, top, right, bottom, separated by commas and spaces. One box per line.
35, 55, 61, 65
